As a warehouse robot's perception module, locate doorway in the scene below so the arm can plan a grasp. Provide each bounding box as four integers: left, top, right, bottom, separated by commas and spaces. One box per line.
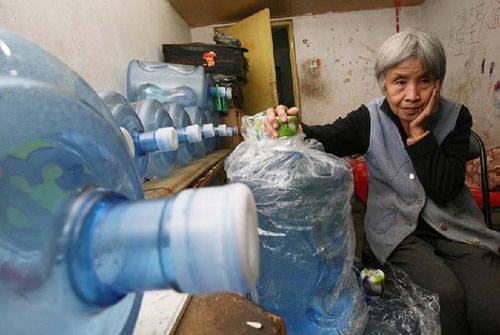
271, 21, 301, 110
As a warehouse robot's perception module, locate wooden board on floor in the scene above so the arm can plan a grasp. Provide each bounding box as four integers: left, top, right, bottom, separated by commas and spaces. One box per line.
174, 292, 286, 335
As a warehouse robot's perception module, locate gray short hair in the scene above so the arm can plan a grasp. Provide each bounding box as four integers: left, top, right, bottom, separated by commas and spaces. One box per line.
375, 28, 446, 89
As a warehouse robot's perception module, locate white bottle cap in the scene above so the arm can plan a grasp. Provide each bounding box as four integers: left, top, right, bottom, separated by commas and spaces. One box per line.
202, 124, 215, 138
216, 124, 227, 136
155, 127, 179, 152
226, 127, 233, 136
232, 126, 239, 135
186, 125, 202, 143
225, 87, 232, 99
119, 127, 135, 158
169, 183, 259, 293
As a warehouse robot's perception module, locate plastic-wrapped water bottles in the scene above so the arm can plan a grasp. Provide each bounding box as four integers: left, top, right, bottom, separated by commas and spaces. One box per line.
133, 98, 178, 179
0, 28, 259, 335
185, 106, 215, 159
164, 103, 201, 166
225, 112, 368, 335
127, 60, 208, 108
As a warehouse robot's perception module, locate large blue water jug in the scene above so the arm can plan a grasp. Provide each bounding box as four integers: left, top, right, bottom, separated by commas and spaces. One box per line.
0, 28, 259, 335
164, 103, 201, 166
225, 113, 368, 335
133, 98, 179, 179
185, 106, 215, 159
127, 61, 208, 108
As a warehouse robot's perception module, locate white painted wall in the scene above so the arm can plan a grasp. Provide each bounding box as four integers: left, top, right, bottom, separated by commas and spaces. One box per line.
291, 7, 420, 125
421, 0, 500, 148
0, 0, 191, 95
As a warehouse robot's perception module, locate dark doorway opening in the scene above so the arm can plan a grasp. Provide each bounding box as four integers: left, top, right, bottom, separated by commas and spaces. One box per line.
272, 25, 296, 108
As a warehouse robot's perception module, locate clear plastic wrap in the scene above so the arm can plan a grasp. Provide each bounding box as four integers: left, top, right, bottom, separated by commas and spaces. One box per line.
357, 262, 441, 335
225, 112, 368, 335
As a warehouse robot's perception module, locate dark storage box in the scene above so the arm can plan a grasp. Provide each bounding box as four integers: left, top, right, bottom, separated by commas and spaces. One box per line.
162, 43, 248, 80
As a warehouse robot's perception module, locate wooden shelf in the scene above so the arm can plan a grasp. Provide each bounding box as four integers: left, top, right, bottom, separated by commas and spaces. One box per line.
142, 149, 231, 198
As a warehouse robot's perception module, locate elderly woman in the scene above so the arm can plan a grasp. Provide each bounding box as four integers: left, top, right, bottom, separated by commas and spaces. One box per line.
263, 29, 500, 335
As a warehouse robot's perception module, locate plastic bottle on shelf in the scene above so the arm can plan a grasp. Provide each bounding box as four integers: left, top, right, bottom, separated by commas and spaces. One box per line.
185, 106, 215, 159
127, 61, 208, 108
0, 28, 259, 335
135, 84, 197, 107
164, 103, 201, 166
132, 98, 179, 179
98, 91, 178, 179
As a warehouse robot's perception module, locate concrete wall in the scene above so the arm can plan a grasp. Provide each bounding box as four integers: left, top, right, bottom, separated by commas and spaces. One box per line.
0, 0, 191, 95
291, 7, 420, 125
421, 0, 500, 148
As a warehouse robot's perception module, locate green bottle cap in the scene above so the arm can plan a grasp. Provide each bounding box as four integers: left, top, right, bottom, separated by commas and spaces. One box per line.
277, 115, 298, 137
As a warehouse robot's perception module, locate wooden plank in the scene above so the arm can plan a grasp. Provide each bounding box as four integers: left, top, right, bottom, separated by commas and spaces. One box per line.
174, 292, 287, 335
219, 9, 279, 115
143, 149, 231, 198
134, 290, 190, 335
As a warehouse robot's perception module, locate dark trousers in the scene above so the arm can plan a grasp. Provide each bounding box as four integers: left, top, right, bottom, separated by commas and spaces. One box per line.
386, 221, 500, 335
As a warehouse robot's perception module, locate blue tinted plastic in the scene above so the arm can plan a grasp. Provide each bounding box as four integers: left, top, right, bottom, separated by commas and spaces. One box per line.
136, 84, 197, 107
133, 99, 177, 179
127, 60, 208, 108
0, 28, 260, 335
185, 106, 209, 158
225, 113, 369, 335
164, 103, 195, 166
99, 91, 148, 178
0, 28, 142, 335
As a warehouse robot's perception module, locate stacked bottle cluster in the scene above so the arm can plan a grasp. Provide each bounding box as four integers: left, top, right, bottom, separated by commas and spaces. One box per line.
125, 60, 239, 173
0, 28, 259, 335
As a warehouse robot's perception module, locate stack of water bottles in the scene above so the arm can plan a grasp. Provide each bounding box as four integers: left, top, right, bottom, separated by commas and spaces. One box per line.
126, 60, 237, 163
225, 112, 369, 335
0, 28, 260, 335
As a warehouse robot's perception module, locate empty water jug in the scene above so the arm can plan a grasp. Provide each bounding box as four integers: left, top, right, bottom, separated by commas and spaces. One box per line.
135, 84, 197, 107
185, 106, 215, 159
0, 28, 260, 335
164, 103, 201, 166
133, 98, 179, 179
127, 61, 208, 108
99, 91, 178, 179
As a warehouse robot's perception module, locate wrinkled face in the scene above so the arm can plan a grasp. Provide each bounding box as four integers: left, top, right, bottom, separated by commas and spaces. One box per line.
384, 58, 437, 124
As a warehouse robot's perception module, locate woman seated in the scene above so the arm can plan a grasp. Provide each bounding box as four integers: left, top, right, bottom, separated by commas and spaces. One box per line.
263, 28, 500, 335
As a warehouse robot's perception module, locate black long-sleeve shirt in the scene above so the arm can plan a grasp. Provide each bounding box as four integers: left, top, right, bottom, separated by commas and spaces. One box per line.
302, 99, 472, 205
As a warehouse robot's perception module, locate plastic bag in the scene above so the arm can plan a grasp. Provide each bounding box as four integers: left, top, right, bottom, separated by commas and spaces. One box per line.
225, 112, 368, 335
357, 262, 441, 335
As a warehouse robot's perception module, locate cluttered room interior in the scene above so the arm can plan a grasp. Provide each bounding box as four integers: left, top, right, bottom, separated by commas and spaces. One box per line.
1, 0, 499, 334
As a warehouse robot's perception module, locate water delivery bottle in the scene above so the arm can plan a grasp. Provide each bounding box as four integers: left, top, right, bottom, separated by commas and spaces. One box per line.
0, 28, 259, 335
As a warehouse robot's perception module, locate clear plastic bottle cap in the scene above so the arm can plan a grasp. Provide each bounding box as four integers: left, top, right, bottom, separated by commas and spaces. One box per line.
226, 127, 233, 137
202, 124, 215, 138
119, 127, 135, 158
169, 183, 259, 293
186, 125, 202, 143
155, 127, 179, 152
